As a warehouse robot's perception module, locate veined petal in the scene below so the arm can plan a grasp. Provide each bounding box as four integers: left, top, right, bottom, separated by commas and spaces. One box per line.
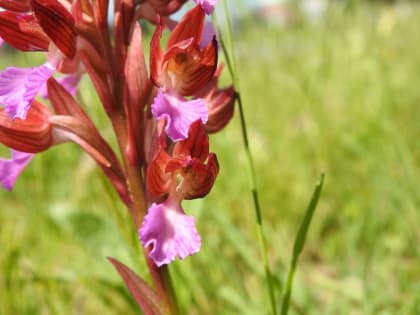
138, 198, 201, 266
194, 64, 235, 133
194, 0, 218, 15
30, 0, 77, 59
0, 100, 53, 153
163, 37, 217, 95
151, 89, 208, 141
167, 5, 204, 48
0, 150, 33, 191
146, 146, 171, 199
181, 153, 219, 199
0, 62, 55, 120
172, 119, 209, 161
0, 11, 50, 52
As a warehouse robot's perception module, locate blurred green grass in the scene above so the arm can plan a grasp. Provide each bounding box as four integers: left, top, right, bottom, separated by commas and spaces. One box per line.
1, 3, 420, 314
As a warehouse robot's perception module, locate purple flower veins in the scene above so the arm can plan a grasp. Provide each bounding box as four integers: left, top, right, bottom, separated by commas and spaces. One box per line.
151, 88, 208, 142
0, 62, 55, 120
138, 197, 201, 266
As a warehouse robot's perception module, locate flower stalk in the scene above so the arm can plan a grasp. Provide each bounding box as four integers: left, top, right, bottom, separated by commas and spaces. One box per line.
217, 1, 277, 314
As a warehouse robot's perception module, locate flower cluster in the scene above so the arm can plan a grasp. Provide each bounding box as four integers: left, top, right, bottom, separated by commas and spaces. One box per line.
0, 0, 235, 268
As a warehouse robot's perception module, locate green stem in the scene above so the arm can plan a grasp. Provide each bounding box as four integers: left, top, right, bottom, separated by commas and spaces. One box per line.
219, 1, 277, 314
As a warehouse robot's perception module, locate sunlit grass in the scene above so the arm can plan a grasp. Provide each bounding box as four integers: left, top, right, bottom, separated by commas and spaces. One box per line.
1, 3, 419, 314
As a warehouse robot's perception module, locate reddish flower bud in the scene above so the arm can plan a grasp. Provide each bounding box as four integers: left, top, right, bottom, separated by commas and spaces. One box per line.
165, 152, 218, 199
146, 120, 219, 201
168, 120, 218, 199
150, 5, 217, 96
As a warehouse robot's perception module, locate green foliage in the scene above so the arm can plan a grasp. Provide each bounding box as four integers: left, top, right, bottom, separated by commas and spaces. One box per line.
1, 3, 419, 314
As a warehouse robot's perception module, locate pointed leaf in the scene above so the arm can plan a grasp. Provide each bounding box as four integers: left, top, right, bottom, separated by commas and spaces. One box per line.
93, 0, 109, 29
281, 173, 325, 315
125, 22, 149, 110
124, 21, 151, 165
108, 257, 168, 315
79, 50, 113, 112
150, 17, 164, 87
47, 77, 129, 205
167, 5, 204, 48
46, 77, 91, 124
293, 173, 325, 258
72, 0, 103, 51
48, 115, 130, 204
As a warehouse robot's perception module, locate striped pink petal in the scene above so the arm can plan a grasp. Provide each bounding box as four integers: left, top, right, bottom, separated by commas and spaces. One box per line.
138, 198, 201, 266
0, 62, 55, 120
151, 88, 208, 142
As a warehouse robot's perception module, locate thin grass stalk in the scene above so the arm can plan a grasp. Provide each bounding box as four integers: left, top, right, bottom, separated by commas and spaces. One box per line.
280, 173, 324, 315
218, 1, 277, 314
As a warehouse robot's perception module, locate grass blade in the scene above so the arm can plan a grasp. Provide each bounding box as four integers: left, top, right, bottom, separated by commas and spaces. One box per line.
217, 1, 277, 314
280, 173, 325, 315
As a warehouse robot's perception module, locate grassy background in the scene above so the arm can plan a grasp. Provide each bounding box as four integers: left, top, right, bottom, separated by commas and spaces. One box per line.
1, 3, 419, 314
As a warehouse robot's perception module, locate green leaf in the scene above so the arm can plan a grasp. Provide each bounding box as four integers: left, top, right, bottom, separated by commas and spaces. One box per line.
280, 173, 325, 315
292, 173, 325, 260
